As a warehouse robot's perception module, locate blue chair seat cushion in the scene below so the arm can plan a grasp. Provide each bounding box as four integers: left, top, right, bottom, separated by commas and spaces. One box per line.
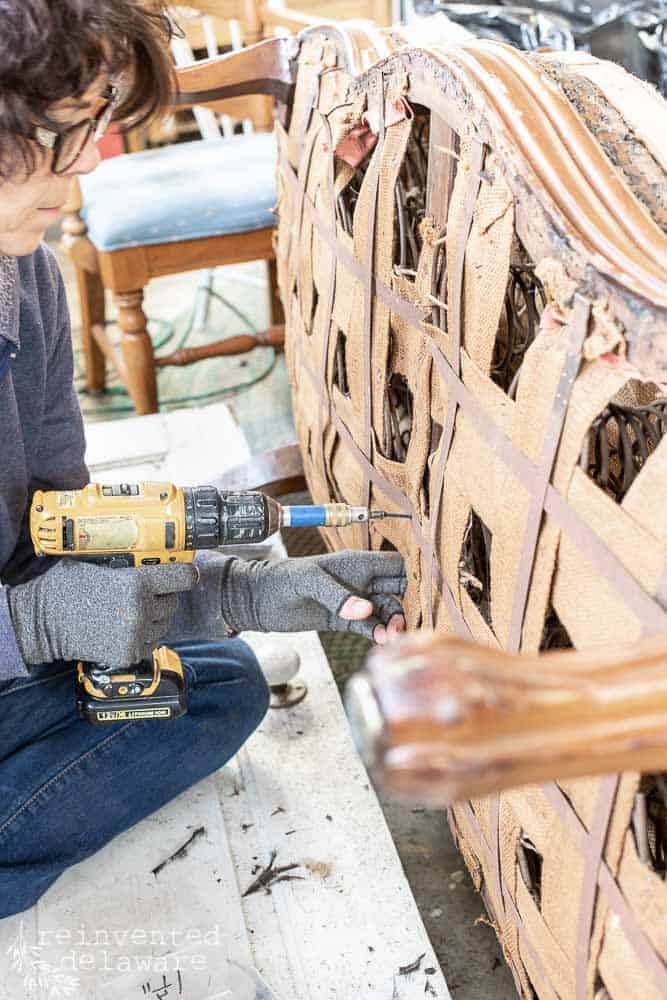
80, 131, 277, 252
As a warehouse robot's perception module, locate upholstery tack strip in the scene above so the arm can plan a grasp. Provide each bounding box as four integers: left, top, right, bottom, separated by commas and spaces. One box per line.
291, 330, 345, 551
286, 118, 323, 312
574, 774, 619, 1000
425, 139, 485, 631
295, 52, 324, 164
507, 293, 591, 654
360, 69, 385, 550
316, 112, 339, 509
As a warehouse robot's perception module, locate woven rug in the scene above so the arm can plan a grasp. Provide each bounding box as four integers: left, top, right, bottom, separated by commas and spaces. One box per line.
72, 270, 276, 422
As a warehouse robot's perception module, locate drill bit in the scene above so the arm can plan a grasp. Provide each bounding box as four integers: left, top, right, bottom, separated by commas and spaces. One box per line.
369, 510, 412, 520
280, 503, 412, 529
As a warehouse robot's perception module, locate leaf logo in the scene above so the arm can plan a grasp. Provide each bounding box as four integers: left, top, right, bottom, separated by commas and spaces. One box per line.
6, 921, 81, 1000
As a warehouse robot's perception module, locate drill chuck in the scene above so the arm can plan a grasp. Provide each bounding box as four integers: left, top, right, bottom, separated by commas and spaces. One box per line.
183, 488, 282, 548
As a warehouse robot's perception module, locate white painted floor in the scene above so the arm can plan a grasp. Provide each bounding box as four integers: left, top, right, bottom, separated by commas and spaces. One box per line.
0, 403, 450, 1000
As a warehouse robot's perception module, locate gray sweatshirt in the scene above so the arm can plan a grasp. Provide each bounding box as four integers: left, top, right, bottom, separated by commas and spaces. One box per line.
0, 246, 235, 681
0, 246, 88, 679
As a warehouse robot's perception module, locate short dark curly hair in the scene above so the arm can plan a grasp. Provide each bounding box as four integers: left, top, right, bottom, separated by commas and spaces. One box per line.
0, 0, 176, 178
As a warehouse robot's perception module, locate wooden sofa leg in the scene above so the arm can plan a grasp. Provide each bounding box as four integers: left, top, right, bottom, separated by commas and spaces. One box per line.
115, 289, 158, 415
77, 266, 106, 395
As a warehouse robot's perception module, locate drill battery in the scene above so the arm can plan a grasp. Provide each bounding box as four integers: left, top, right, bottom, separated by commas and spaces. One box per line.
76, 647, 187, 725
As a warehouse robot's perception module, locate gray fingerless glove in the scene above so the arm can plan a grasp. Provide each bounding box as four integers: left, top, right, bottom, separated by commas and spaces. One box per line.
7, 559, 197, 667
220, 550, 406, 641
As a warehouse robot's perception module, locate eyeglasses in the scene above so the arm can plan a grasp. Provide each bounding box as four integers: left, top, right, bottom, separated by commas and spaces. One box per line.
33, 84, 118, 175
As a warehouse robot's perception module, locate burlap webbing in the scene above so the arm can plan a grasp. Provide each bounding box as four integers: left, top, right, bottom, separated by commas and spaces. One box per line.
462, 152, 514, 375
586, 772, 638, 997
287, 35, 324, 166
507, 296, 590, 653
276, 34, 667, 997
573, 776, 619, 998
461, 795, 560, 997
342, 69, 384, 549
544, 781, 667, 997
426, 139, 484, 629
521, 360, 631, 650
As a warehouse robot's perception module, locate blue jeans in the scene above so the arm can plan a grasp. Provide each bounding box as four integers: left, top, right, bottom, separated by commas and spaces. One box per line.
0, 639, 269, 920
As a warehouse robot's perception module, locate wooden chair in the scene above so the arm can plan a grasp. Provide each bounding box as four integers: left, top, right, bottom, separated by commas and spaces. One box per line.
260, 0, 392, 33
62, 2, 287, 416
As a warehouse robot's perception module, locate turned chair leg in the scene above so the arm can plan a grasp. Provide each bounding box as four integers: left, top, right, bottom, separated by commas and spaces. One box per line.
77, 266, 106, 395
114, 289, 159, 415
267, 257, 285, 327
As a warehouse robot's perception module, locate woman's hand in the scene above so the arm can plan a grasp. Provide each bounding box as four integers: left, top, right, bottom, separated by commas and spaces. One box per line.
220, 550, 407, 644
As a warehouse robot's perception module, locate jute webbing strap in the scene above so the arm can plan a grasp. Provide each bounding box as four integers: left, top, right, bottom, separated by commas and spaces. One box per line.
288, 120, 323, 313
317, 111, 339, 507
425, 139, 485, 630
506, 293, 590, 653
461, 801, 559, 999
489, 792, 507, 923
360, 69, 385, 551
283, 151, 473, 634
543, 781, 667, 995
485, 293, 591, 960
574, 775, 619, 999
294, 48, 324, 164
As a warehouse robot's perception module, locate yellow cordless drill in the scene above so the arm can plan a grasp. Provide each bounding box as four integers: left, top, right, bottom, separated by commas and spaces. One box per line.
30, 482, 408, 725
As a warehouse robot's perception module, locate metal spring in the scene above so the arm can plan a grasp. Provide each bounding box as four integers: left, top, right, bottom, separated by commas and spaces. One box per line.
337, 179, 362, 236
394, 117, 429, 275
581, 398, 667, 502
429, 132, 461, 332
540, 607, 573, 651
516, 833, 543, 908
459, 510, 493, 627
491, 264, 546, 396
333, 330, 350, 396
382, 373, 413, 462
336, 117, 429, 241
429, 224, 448, 332
632, 775, 667, 878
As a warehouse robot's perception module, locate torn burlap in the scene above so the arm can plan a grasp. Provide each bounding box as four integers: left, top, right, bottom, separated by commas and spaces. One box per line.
276, 26, 667, 999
